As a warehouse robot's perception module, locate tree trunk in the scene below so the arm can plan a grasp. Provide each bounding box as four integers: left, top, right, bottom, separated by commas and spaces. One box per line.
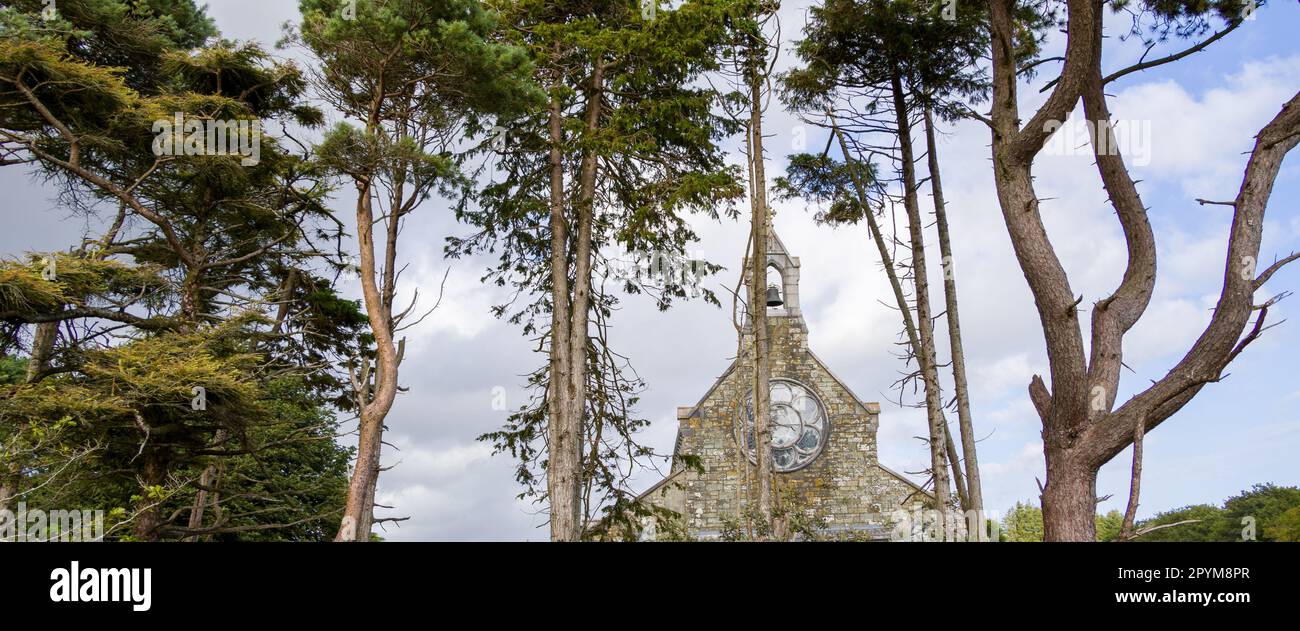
831, 117, 959, 530
984, 0, 1300, 541
180, 271, 202, 325
186, 429, 228, 542
891, 71, 951, 529
186, 465, 216, 541
923, 107, 983, 517
25, 321, 58, 382
987, 0, 1095, 539
544, 82, 578, 541
180, 205, 207, 327
747, 41, 773, 532
0, 478, 13, 515
1041, 446, 1098, 541
338, 398, 386, 541
944, 428, 968, 511
1118, 420, 1144, 541
132, 451, 166, 542
555, 58, 604, 540
336, 112, 402, 540
270, 268, 298, 336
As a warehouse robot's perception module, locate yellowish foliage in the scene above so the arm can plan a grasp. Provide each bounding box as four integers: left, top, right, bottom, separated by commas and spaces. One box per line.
0, 253, 168, 315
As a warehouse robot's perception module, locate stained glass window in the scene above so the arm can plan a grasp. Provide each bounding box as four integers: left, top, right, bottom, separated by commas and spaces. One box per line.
737, 378, 828, 472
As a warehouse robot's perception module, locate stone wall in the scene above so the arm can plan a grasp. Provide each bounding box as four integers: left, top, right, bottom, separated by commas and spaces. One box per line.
643, 313, 929, 540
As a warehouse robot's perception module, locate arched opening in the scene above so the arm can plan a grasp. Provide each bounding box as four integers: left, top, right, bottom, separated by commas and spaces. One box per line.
765, 263, 783, 307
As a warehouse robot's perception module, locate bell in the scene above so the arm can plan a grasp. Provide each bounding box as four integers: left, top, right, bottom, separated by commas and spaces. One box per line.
765, 284, 783, 307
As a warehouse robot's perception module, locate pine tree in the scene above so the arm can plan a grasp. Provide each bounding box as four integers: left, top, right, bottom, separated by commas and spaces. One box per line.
0, 1, 362, 540
778, 0, 991, 530
296, 0, 540, 541
454, 0, 745, 540
984, 0, 1298, 539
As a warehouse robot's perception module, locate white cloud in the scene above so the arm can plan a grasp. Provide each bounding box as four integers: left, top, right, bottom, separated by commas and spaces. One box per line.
385, 439, 494, 479
982, 397, 1041, 431
981, 441, 1044, 479
397, 255, 496, 343
1122, 297, 1212, 366
979, 442, 1047, 515
971, 354, 1040, 399
1109, 55, 1300, 195
7, 0, 1287, 539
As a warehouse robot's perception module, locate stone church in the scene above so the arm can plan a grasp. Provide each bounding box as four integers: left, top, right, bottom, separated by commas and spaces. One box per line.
634, 229, 930, 540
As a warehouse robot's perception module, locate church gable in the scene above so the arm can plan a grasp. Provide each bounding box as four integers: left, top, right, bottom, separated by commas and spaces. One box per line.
638, 229, 929, 540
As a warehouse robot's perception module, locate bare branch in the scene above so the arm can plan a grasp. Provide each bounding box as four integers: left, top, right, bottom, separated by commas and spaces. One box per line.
1254, 252, 1299, 289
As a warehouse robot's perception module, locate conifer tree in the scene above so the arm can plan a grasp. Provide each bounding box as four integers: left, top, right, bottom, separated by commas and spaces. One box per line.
0, 1, 362, 540
454, 0, 745, 540
982, 0, 1298, 539
296, 0, 539, 541
779, 0, 992, 529
721, 0, 779, 538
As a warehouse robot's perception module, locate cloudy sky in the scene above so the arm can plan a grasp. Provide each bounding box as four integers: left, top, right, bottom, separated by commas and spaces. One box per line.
4, 1, 1298, 540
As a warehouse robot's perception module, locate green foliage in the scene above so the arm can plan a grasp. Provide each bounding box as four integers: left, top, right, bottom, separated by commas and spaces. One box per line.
1000, 501, 1045, 542
1134, 504, 1227, 542
1115, 0, 1260, 43
298, 0, 540, 126
162, 42, 322, 126
0, 253, 167, 306
0, 0, 361, 540
2, 0, 362, 377
781, 0, 990, 120
587, 497, 692, 542
1131, 484, 1300, 542
3, 328, 352, 540
0, 355, 24, 383
0, 254, 171, 338
1215, 483, 1300, 541
999, 502, 1128, 541
647, 510, 697, 542
774, 152, 877, 225
720, 489, 833, 541
1095, 509, 1124, 542
1265, 506, 1300, 542
296, 0, 542, 212
16, 381, 351, 542
315, 121, 457, 189
460, 0, 747, 532
1, 320, 262, 435
0, 0, 215, 91
993, 484, 1300, 542
0, 32, 141, 138
452, 0, 745, 322
189, 377, 351, 541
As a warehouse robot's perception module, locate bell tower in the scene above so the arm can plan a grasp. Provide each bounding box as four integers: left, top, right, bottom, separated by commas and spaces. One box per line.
742, 227, 802, 322
622, 222, 931, 540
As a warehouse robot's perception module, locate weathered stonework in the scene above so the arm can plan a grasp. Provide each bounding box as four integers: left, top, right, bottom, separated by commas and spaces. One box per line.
636, 231, 930, 540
